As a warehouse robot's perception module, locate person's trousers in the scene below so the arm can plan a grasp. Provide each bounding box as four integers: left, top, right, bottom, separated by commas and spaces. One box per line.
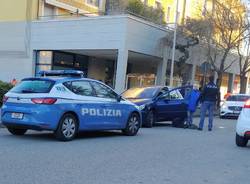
187, 111, 194, 126
199, 101, 215, 130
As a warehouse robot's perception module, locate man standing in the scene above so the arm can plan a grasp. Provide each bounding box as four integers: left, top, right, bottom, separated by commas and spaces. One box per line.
198, 75, 220, 131
186, 88, 200, 128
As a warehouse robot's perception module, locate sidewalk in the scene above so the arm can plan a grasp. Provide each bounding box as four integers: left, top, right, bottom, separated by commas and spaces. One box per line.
193, 108, 220, 117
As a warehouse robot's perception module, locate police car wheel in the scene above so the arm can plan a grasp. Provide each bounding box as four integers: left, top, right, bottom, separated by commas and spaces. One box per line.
122, 113, 140, 136
145, 110, 155, 128
55, 113, 78, 141
236, 134, 248, 147
7, 128, 27, 136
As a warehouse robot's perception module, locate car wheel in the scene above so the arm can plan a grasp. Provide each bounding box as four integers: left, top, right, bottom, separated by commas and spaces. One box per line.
172, 118, 185, 128
145, 110, 155, 128
55, 113, 78, 141
220, 115, 224, 119
7, 127, 27, 135
236, 133, 248, 147
122, 113, 140, 136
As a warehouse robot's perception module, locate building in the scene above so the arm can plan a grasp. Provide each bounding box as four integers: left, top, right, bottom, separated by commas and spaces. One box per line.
0, 0, 249, 96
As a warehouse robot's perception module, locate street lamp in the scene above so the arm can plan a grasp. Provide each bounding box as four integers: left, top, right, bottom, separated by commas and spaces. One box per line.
169, 0, 179, 87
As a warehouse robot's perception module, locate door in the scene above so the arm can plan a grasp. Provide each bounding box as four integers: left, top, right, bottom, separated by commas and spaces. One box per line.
91, 81, 128, 129
155, 86, 192, 121
64, 80, 105, 130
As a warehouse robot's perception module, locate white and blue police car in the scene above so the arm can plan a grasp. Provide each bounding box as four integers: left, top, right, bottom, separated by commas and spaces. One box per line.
1, 70, 141, 141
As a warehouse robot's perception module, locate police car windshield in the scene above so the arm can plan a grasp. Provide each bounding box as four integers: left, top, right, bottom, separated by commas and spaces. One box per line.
122, 87, 158, 99
226, 95, 250, 102
10, 79, 55, 94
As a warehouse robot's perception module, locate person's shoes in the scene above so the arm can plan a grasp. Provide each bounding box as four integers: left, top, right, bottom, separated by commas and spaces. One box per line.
208, 128, 212, 131
198, 128, 203, 131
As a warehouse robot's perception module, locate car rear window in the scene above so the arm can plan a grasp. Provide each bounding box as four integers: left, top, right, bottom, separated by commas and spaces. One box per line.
226, 95, 250, 102
10, 79, 55, 93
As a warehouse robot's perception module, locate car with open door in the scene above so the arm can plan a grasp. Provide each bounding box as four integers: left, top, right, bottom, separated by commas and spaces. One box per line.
122, 86, 192, 127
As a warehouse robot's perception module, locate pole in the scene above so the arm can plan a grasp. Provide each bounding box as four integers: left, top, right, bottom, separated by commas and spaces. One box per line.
169, 0, 179, 87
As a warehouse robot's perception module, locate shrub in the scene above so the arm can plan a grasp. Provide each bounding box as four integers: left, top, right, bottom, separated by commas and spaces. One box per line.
127, 0, 165, 24
0, 81, 13, 106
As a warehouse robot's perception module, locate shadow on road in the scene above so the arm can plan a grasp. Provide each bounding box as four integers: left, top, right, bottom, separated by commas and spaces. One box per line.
1, 129, 124, 142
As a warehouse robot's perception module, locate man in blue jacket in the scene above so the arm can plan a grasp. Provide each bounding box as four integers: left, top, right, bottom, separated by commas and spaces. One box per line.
186, 88, 201, 128
198, 75, 220, 131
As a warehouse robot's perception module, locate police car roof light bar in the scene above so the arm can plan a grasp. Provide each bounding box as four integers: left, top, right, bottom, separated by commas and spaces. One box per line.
39, 70, 85, 78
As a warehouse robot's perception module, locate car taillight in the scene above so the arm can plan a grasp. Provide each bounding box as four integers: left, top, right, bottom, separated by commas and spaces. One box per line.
31, 98, 57, 105
2, 95, 8, 104
244, 100, 250, 108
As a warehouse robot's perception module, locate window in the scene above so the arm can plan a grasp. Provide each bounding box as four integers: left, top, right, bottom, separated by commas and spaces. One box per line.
53, 52, 74, 67
86, 0, 99, 7
35, 51, 53, 76
10, 80, 55, 94
161, 89, 183, 100
91, 82, 117, 99
169, 90, 182, 100
65, 81, 93, 96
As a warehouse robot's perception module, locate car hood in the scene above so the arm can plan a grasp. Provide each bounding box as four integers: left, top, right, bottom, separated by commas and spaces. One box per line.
125, 98, 152, 106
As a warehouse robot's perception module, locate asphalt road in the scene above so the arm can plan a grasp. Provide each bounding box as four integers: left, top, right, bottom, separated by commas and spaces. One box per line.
0, 117, 249, 184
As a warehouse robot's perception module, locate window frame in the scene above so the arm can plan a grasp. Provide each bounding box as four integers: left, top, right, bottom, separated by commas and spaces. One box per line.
63, 80, 95, 97
90, 81, 118, 100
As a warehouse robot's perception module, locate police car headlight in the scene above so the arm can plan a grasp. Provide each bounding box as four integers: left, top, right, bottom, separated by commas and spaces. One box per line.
138, 104, 146, 111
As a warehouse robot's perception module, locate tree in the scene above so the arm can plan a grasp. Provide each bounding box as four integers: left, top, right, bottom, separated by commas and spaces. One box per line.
185, 0, 249, 88
105, 0, 165, 24
161, 25, 199, 85
237, 36, 250, 93
126, 0, 165, 24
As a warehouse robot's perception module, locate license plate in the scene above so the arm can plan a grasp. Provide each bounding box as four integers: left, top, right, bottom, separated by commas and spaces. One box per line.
11, 113, 23, 119
233, 111, 240, 114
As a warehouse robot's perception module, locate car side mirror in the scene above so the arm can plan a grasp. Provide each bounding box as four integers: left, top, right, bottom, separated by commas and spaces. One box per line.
117, 95, 122, 102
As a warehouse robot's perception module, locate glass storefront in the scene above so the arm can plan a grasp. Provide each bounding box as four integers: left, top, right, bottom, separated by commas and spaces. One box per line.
35, 51, 116, 88
126, 74, 156, 89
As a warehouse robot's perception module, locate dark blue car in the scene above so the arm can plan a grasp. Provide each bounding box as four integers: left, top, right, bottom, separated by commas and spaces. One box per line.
122, 86, 191, 127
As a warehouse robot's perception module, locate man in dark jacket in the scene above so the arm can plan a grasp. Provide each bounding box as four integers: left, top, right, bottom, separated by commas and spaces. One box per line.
198, 75, 220, 131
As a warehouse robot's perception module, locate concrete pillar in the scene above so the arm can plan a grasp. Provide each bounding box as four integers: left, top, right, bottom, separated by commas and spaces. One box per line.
191, 64, 196, 85
228, 73, 235, 93
156, 46, 169, 85
114, 49, 128, 93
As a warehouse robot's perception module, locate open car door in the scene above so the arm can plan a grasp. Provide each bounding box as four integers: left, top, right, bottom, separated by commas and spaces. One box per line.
155, 85, 193, 122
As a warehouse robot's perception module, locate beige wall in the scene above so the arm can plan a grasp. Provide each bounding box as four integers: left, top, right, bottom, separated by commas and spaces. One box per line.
0, 0, 39, 21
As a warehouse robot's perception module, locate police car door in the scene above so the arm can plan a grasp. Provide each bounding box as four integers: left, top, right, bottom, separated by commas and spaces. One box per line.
65, 80, 104, 129
90, 81, 126, 129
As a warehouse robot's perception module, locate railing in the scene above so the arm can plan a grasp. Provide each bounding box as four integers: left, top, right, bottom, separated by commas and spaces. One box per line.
37, 10, 173, 31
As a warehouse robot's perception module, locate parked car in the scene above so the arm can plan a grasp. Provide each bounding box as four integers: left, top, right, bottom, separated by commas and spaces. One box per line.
220, 94, 250, 119
1, 70, 141, 141
122, 86, 191, 127
236, 99, 250, 147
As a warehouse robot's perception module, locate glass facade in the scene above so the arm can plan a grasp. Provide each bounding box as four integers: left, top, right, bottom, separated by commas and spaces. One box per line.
35, 50, 116, 88
35, 51, 53, 76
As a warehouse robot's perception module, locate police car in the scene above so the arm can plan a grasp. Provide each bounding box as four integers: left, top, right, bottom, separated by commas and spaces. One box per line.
1, 70, 141, 141
236, 99, 250, 147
